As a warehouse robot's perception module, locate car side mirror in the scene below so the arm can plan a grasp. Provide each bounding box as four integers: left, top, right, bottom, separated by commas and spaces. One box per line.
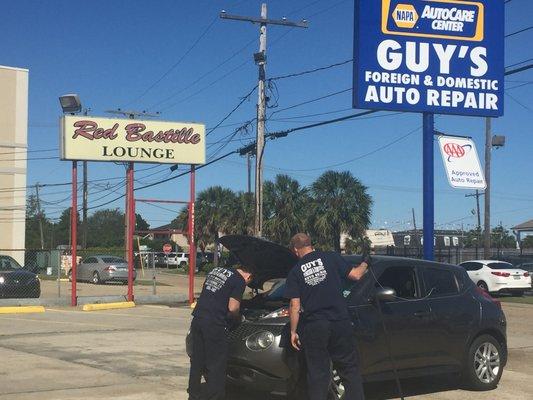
374, 287, 397, 302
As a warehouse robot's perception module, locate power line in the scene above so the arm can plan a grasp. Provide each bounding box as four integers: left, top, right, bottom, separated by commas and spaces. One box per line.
148, 37, 257, 110
0, 156, 57, 162
268, 124, 420, 172
206, 85, 257, 136
269, 59, 352, 81
270, 88, 352, 115
125, 16, 218, 106
506, 26, 533, 38
0, 148, 57, 156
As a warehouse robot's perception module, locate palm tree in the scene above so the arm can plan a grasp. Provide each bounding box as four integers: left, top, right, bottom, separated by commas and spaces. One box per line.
172, 186, 237, 266
309, 171, 372, 252
263, 174, 309, 245
227, 192, 254, 236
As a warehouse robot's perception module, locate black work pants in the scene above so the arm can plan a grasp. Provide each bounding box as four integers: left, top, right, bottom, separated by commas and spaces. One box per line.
188, 317, 228, 400
302, 319, 365, 400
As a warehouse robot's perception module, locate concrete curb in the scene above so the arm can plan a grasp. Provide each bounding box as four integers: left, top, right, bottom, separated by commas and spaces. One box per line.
0, 294, 189, 308
82, 301, 136, 312
0, 306, 45, 314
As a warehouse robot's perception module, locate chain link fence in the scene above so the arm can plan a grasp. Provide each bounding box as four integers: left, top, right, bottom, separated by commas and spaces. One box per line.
375, 246, 533, 265
0, 248, 208, 306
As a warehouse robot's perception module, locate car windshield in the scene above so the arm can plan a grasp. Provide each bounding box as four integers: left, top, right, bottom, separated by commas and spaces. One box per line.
102, 257, 126, 264
266, 281, 286, 300
488, 262, 515, 270
0, 256, 22, 271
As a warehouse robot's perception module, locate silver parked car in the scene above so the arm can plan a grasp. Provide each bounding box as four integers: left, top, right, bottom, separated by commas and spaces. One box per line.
69, 255, 137, 284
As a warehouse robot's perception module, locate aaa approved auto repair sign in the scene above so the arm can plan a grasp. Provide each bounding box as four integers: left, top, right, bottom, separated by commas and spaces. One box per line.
353, 0, 504, 116
438, 135, 486, 189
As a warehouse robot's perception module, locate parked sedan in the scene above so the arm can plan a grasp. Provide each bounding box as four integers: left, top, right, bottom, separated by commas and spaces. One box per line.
187, 235, 508, 398
516, 262, 533, 288
70, 255, 136, 284
0, 255, 40, 298
459, 260, 531, 296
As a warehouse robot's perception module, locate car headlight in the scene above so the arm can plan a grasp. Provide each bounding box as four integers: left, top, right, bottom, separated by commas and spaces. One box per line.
0, 276, 4, 284
246, 330, 274, 351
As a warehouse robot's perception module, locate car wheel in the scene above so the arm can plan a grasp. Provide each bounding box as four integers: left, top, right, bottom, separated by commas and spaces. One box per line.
92, 271, 101, 285
463, 334, 503, 391
68, 270, 72, 282
327, 369, 345, 400
511, 291, 524, 297
477, 281, 489, 292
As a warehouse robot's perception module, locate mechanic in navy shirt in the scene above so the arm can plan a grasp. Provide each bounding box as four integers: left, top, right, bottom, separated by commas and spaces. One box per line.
284, 233, 369, 400
188, 265, 253, 400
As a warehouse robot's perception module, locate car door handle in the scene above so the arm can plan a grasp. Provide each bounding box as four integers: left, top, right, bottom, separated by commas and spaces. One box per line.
414, 311, 431, 318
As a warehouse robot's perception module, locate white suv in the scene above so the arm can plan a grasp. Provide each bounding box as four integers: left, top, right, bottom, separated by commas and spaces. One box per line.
459, 260, 531, 296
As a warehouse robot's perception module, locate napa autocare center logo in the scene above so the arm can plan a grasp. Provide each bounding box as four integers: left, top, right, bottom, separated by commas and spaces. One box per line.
353, 0, 504, 117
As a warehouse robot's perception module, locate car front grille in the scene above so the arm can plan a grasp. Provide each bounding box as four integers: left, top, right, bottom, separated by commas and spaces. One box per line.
228, 323, 284, 342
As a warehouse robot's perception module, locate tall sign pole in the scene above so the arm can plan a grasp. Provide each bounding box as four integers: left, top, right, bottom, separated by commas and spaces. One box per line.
353, 0, 504, 261
71, 161, 78, 306
483, 117, 492, 258
220, 5, 308, 236
422, 113, 434, 259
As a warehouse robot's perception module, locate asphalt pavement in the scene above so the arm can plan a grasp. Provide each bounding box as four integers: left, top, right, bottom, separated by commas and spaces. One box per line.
0, 303, 531, 399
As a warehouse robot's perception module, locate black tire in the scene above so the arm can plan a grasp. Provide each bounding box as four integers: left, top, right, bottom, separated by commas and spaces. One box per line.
463, 334, 503, 391
92, 271, 101, 285
68, 270, 72, 282
477, 281, 489, 292
511, 291, 524, 297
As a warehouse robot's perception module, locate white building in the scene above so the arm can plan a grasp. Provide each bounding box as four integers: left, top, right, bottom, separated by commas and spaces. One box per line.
0, 65, 29, 263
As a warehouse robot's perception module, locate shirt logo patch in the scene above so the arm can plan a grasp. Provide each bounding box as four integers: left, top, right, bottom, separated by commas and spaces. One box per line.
204, 267, 233, 293
301, 258, 327, 286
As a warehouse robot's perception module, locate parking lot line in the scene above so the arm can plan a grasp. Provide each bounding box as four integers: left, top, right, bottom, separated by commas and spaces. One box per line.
46, 307, 191, 320
0, 306, 45, 314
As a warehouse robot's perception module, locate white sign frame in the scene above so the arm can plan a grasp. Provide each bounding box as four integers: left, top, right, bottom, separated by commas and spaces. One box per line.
438, 135, 486, 190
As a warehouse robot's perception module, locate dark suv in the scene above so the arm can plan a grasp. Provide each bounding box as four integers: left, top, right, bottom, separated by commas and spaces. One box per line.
187, 235, 507, 398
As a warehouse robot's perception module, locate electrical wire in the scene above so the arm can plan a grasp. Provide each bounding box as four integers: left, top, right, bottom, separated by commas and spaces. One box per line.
125, 15, 218, 106
149, 36, 257, 110
269, 59, 352, 81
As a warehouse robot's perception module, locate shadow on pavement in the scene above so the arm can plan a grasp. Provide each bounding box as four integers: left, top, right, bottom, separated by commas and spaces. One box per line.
226, 374, 464, 399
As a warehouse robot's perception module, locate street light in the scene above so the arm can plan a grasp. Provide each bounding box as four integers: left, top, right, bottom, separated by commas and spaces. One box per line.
59, 94, 82, 114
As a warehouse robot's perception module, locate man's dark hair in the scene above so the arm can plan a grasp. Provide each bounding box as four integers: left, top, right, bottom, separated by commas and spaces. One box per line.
290, 233, 312, 249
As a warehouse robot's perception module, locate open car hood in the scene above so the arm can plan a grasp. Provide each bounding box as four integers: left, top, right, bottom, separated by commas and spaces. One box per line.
219, 235, 297, 290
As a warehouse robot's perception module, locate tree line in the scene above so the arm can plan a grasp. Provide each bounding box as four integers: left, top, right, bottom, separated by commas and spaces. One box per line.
171, 171, 373, 264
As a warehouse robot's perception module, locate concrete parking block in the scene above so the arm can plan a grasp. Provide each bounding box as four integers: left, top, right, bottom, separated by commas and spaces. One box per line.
82, 301, 135, 311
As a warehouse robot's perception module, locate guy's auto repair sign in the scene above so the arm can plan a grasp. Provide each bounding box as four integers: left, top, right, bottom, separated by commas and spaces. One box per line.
438, 135, 486, 189
60, 116, 205, 164
353, 0, 504, 116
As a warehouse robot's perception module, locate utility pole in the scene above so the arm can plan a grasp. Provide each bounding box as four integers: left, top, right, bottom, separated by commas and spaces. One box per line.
105, 109, 159, 264
465, 190, 484, 231
411, 208, 419, 252
247, 153, 252, 195
484, 117, 492, 259
82, 161, 88, 248
220, 4, 308, 237
35, 183, 45, 250
82, 108, 90, 249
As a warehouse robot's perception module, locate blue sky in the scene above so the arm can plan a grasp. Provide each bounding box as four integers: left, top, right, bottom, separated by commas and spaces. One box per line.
1, 0, 532, 232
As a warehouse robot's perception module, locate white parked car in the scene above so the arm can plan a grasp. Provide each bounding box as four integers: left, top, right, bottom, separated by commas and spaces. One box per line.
164, 252, 188, 267
459, 260, 531, 296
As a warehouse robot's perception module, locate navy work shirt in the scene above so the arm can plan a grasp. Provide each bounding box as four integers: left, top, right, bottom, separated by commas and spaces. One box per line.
192, 267, 246, 326
284, 251, 352, 321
